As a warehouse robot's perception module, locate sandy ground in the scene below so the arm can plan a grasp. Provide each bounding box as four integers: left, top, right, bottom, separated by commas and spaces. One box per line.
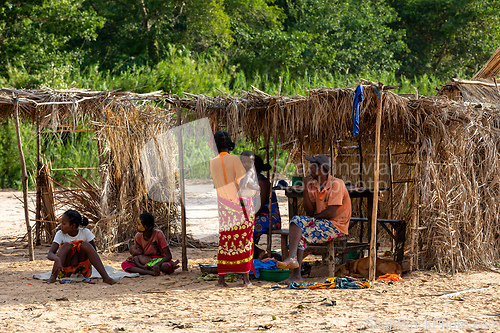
1, 184, 500, 332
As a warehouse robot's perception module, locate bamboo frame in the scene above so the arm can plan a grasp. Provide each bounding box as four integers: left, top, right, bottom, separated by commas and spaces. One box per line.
13, 96, 34, 260
177, 106, 188, 271
368, 83, 383, 281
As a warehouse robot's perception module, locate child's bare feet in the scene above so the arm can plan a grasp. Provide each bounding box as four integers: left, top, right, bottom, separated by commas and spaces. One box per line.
171, 260, 180, 271
103, 277, 118, 285
46, 275, 57, 283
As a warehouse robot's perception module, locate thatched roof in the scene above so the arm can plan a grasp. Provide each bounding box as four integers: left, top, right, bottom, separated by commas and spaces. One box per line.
167, 84, 420, 153
437, 78, 500, 105
0, 88, 165, 125
473, 46, 500, 80
0, 87, 178, 251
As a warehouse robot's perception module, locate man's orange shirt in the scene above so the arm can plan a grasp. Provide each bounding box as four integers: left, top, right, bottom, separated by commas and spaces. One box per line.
210, 152, 246, 204
307, 175, 351, 234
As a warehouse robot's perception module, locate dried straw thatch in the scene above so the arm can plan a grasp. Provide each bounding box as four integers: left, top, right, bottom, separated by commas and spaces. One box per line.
168, 84, 500, 273
0, 88, 179, 250
473, 46, 500, 80
438, 78, 500, 105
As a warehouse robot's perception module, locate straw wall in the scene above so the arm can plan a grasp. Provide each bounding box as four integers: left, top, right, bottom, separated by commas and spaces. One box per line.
95, 102, 178, 250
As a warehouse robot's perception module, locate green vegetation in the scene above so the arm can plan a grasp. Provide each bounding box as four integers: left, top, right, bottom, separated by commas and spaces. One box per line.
0, 120, 99, 189
1, 0, 499, 188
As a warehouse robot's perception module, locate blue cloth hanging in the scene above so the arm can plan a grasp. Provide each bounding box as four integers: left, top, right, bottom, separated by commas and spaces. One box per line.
352, 84, 363, 136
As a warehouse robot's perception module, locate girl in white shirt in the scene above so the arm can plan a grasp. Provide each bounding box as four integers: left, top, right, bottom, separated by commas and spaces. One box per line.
46, 210, 117, 284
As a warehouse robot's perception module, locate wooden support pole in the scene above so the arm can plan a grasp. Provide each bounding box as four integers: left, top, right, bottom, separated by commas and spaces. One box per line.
410, 111, 421, 271
369, 83, 384, 281
35, 111, 42, 245
176, 106, 188, 271
13, 97, 35, 261
387, 146, 395, 253
387, 146, 394, 219
300, 145, 305, 177
265, 136, 272, 256
358, 139, 364, 243
266, 106, 280, 257
330, 143, 334, 176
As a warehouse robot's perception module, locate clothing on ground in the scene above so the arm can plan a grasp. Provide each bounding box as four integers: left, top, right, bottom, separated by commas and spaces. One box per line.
272, 277, 371, 290
376, 274, 403, 281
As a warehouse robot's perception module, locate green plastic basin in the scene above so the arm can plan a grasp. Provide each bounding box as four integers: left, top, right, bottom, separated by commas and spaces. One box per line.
259, 269, 291, 282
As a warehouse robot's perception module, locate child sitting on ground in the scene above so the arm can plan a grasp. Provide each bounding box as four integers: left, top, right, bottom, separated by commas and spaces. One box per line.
47, 210, 117, 284
121, 212, 179, 275
124, 244, 166, 274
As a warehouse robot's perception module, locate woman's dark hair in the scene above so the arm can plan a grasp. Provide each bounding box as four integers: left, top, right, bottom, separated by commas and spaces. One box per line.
214, 131, 235, 152
63, 210, 89, 227
140, 212, 155, 231
254, 155, 272, 174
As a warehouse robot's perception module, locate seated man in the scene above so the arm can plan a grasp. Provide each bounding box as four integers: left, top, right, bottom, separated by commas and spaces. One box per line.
280, 154, 351, 283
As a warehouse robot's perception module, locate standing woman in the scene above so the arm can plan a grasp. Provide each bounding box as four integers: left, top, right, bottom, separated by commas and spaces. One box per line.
210, 131, 254, 287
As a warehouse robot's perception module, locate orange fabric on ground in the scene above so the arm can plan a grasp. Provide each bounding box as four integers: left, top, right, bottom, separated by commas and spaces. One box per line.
376, 274, 403, 281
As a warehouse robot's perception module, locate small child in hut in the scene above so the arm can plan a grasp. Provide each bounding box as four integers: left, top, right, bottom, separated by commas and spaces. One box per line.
121, 212, 179, 276
239, 151, 260, 198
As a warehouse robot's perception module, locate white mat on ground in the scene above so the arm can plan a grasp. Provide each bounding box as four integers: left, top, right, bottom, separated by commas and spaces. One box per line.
33, 265, 139, 281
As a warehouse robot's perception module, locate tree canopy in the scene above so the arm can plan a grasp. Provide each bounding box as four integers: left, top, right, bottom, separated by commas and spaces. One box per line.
1, 0, 499, 85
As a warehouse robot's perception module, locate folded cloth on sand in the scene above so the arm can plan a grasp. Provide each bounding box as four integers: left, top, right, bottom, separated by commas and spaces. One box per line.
271, 277, 371, 290
33, 265, 139, 281
376, 274, 403, 281
251, 259, 278, 278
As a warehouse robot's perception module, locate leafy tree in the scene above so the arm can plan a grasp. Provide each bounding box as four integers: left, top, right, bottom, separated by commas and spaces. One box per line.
387, 0, 500, 77
0, 0, 104, 80
231, 0, 406, 77
83, 0, 233, 71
